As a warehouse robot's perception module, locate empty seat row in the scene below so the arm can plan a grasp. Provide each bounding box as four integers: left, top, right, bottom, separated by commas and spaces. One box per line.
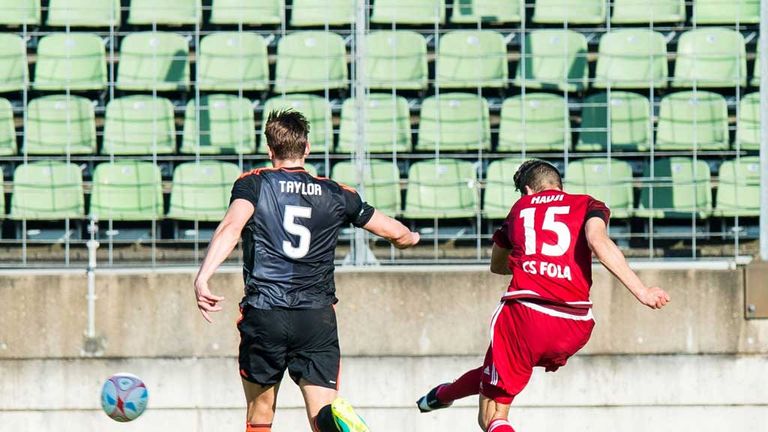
337, 156, 761, 220
4, 156, 760, 223
0, 0, 759, 27
0, 28, 757, 94
0, 90, 759, 156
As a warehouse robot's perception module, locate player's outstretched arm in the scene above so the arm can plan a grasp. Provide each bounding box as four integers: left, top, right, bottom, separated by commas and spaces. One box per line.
193, 199, 254, 323
362, 210, 420, 249
585, 217, 671, 310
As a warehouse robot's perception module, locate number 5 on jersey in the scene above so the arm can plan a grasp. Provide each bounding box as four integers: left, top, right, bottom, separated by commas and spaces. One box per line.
283, 205, 312, 259
519, 206, 571, 257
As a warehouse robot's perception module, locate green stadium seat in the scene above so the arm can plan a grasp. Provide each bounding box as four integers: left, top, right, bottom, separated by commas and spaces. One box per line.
181, 94, 255, 155
515, 30, 589, 93
417, 93, 490, 152
714, 157, 760, 217
273, 31, 348, 93
47, 0, 120, 27
403, 159, 478, 219
636, 157, 712, 219
10, 161, 84, 220
610, 0, 685, 24
0, 34, 27, 92
168, 161, 241, 222
673, 28, 746, 88
102, 96, 176, 155
116, 32, 190, 91
532, 0, 606, 24
290, 0, 355, 26
198, 32, 269, 92
24, 95, 95, 155
565, 158, 634, 219
128, 0, 201, 25
594, 30, 668, 89
331, 160, 401, 215
0, 0, 39, 25
0, 98, 15, 155
260, 94, 332, 153
90, 161, 163, 221
497, 93, 570, 153
210, 0, 282, 25
365, 31, 428, 91
337, 94, 411, 153
752, 42, 761, 87
450, 0, 522, 24
484, 158, 524, 219
736, 92, 759, 151
656, 91, 729, 151
436, 30, 508, 89
371, 0, 446, 25
576, 92, 652, 152
693, 0, 759, 24
34, 33, 106, 91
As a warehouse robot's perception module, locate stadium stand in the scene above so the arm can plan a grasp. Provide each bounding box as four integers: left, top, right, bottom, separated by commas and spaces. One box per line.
331, 159, 402, 215
636, 158, 713, 220
290, 0, 355, 27
46, 0, 120, 27
0, 98, 14, 155
0, 0, 39, 25
593, 29, 668, 89
102, 96, 176, 155
736, 92, 760, 151
10, 161, 84, 220
497, 93, 570, 153
672, 28, 747, 88
168, 161, 242, 222
714, 157, 761, 217
337, 94, 412, 153
209, 0, 283, 25
610, 0, 685, 24
514, 30, 589, 93
89, 161, 164, 222
417, 93, 491, 151
181, 94, 255, 155
532, 0, 606, 24
371, 0, 446, 25
576, 92, 652, 152
655, 91, 730, 151
565, 158, 635, 219
450, 0, 522, 24
127, 0, 201, 26
33, 33, 106, 91
436, 30, 508, 89
692, 0, 760, 24
0, 33, 27, 92
116, 32, 190, 91
273, 31, 348, 93
365, 31, 428, 91
197, 32, 269, 92
484, 158, 524, 219
403, 159, 478, 219
24, 95, 96, 155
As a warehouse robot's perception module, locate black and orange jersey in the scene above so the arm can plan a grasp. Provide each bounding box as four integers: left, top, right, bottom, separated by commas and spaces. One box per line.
230, 166, 375, 310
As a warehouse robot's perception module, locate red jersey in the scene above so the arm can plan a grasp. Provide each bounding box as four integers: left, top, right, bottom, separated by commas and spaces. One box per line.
492, 189, 610, 304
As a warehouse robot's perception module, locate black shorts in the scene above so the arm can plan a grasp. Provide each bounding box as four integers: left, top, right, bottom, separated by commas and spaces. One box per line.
237, 305, 340, 390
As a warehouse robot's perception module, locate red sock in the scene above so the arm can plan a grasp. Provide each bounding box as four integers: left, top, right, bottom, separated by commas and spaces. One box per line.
488, 419, 515, 432
435, 366, 483, 403
246, 424, 272, 432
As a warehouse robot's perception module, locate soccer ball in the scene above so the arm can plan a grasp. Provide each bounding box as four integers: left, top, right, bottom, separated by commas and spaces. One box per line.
100, 373, 149, 422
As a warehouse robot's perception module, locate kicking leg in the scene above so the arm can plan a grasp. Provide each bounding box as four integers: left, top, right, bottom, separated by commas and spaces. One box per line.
478, 395, 513, 432
242, 379, 280, 432
417, 366, 484, 412
300, 380, 369, 432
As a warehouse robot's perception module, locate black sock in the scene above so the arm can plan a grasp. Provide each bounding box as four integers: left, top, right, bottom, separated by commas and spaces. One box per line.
314, 404, 339, 432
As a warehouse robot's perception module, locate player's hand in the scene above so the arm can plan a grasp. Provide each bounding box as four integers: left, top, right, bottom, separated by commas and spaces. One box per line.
194, 278, 225, 323
394, 231, 420, 249
638, 286, 670, 310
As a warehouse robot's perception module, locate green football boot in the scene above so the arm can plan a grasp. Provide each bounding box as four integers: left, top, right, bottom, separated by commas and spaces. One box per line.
331, 397, 370, 432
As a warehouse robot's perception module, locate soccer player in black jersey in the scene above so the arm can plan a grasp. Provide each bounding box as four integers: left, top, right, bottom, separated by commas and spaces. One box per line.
194, 110, 420, 432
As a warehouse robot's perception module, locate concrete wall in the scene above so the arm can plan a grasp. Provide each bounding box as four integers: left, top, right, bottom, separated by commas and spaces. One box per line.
0, 266, 766, 431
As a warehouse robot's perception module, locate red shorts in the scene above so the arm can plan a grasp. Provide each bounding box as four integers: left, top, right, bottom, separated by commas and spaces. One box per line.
480, 300, 594, 404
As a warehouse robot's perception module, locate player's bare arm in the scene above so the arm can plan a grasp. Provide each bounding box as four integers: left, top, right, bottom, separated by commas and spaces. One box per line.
490, 244, 512, 275
193, 198, 254, 323
362, 210, 420, 249
585, 217, 671, 310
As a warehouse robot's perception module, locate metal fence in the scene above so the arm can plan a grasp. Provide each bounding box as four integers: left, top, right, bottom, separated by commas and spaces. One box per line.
0, 0, 766, 267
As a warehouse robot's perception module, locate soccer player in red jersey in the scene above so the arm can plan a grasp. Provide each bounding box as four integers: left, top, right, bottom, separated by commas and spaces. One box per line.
417, 160, 670, 432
